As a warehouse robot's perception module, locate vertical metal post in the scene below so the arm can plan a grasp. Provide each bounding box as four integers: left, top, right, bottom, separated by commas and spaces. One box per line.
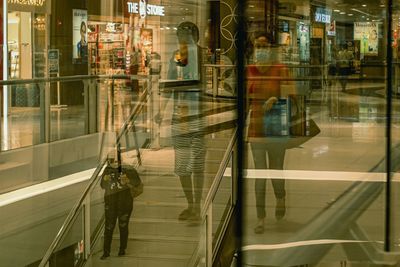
385, 0, 393, 252
206, 206, 213, 267
39, 82, 50, 143
213, 66, 218, 97
235, 0, 247, 265
83, 80, 89, 134
83, 198, 91, 259
111, 78, 115, 132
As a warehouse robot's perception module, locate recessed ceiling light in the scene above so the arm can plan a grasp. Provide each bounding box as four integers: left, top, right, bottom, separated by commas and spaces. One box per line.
340, 12, 346, 14
334, 9, 340, 12
249, 5, 254, 8
362, 4, 367, 7
348, 14, 353, 16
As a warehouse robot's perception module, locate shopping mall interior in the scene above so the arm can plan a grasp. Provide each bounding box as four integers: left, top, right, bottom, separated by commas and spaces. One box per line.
0, 0, 400, 266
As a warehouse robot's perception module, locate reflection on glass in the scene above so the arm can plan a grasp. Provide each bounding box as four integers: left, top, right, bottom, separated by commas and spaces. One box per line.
243, 0, 390, 266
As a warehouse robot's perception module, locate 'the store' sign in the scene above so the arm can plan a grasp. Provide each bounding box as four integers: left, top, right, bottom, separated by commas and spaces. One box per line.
127, 0, 165, 18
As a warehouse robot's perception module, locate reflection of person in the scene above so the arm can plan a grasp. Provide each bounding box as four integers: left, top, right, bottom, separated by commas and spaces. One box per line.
336, 43, 354, 92
247, 33, 289, 234
162, 22, 205, 223
167, 21, 201, 80
77, 21, 88, 59
100, 154, 137, 259
172, 92, 206, 223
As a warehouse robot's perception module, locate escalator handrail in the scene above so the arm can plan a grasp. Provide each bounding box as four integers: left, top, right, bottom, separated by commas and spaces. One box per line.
38, 75, 152, 267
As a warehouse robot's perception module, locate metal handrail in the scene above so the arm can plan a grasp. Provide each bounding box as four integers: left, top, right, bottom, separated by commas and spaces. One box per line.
0, 74, 148, 86
38, 75, 152, 267
201, 128, 237, 219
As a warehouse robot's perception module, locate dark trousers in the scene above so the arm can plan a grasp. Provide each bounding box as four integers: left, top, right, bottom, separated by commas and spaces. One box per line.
251, 142, 286, 219
103, 200, 133, 254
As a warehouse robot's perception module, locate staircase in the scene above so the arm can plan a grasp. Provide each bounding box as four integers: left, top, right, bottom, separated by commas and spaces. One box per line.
86, 98, 236, 267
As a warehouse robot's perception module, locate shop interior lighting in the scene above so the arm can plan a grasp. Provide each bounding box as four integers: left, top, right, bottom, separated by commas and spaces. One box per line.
249, 5, 254, 8
350, 8, 371, 17
362, 4, 367, 7
333, 9, 340, 12
348, 14, 353, 16
340, 12, 346, 15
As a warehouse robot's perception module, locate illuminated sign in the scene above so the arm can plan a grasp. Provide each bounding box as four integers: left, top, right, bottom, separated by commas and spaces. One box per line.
127, 0, 165, 18
314, 7, 331, 24
8, 0, 45, 6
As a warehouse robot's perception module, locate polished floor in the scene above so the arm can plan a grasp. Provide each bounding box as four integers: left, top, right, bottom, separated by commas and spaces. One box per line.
1, 78, 400, 266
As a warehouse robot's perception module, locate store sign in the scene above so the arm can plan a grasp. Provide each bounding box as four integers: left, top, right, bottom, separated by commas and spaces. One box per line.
127, 0, 165, 18
314, 7, 331, 24
8, 0, 45, 6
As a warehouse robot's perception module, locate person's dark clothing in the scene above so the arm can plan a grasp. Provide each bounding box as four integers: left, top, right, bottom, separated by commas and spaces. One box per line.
101, 165, 136, 256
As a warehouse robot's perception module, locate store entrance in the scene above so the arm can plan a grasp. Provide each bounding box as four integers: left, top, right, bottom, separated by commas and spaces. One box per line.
7, 11, 45, 108
8, 11, 32, 80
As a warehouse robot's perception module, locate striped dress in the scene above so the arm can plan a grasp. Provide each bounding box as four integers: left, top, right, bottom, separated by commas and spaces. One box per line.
171, 91, 206, 176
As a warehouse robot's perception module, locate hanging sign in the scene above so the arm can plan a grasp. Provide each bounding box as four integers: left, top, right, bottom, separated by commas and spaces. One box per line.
314, 7, 331, 24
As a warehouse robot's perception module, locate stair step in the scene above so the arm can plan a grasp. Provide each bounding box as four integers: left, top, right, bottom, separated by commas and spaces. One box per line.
129, 217, 201, 237
89, 251, 190, 267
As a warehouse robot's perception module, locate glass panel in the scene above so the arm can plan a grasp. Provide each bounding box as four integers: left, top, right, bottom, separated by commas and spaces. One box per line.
391, 1, 400, 253
49, 207, 84, 267
243, 0, 389, 266
212, 156, 233, 250
90, 175, 104, 245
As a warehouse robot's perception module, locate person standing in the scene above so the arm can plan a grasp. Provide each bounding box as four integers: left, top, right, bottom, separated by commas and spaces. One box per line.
247, 33, 289, 234
100, 155, 137, 259
336, 43, 354, 92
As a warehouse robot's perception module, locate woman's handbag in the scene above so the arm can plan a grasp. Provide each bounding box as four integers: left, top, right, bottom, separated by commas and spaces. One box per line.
116, 145, 144, 199
285, 95, 321, 149
124, 167, 143, 198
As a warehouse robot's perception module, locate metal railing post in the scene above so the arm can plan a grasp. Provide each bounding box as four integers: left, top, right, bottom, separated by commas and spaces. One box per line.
83, 197, 91, 260
206, 206, 213, 267
39, 82, 50, 143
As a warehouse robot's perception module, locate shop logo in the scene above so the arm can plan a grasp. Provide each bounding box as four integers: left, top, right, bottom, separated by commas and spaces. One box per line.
127, 0, 165, 17
139, 0, 146, 18
8, 0, 45, 6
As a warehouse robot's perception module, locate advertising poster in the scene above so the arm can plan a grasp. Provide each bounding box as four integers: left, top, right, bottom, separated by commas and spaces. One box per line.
354, 22, 378, 55
327, 20, 336, 36
48, 49, 59, 74
297, 23, 309, 62
72, 9, 88, 63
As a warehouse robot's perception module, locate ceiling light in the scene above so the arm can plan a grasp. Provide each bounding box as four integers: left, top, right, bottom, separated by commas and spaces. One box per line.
348, 14, 353, 16
362, 4, 367, 7
340, 12, 346, 15
249, 5, 254, 8
334, 9, 340, 12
